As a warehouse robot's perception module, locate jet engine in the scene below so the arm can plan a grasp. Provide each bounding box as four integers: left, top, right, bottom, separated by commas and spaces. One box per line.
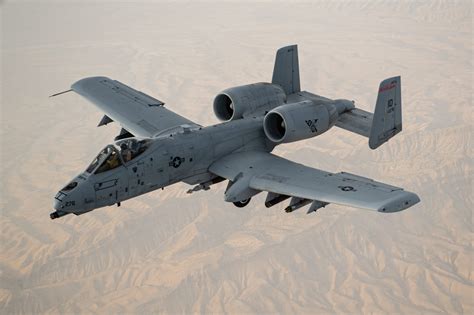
213, 83, 286, 121
263, 100, 353, 143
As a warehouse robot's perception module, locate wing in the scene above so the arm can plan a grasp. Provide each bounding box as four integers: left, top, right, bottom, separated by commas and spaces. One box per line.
71, 76, 199, 138
209, 151, 420, 213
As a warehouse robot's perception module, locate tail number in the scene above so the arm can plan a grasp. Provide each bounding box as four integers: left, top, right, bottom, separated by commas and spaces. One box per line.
387, 99, 395, 113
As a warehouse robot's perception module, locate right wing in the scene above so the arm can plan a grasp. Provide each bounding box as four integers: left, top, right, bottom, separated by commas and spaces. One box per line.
209, 151, 420, 213
71, 76, 199, 138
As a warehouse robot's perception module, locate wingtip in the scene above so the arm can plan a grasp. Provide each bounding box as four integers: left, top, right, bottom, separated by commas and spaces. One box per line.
378, 191, 420, 213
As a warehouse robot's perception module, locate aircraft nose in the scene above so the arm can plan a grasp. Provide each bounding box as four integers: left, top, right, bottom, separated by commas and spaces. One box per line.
51, 190, 71, 219
53, 190, 68, 210
51, 180, 83, 219
53, 198, 62, 210
51, 177, 96, 219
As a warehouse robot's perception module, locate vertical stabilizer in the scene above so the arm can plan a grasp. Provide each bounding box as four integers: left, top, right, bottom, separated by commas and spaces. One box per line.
369, 76, 402, 149
272, 45, 300, 95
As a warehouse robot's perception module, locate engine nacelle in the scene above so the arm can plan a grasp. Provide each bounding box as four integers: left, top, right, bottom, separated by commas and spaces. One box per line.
263, 100, 341, 143
213, 83, 286, 121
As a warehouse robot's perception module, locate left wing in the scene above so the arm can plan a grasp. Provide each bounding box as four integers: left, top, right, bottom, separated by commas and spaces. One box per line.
71, 76, 198, 138
209, 151, 420, 213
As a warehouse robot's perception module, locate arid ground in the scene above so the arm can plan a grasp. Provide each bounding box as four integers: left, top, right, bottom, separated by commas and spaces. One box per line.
1, 1, 472, 314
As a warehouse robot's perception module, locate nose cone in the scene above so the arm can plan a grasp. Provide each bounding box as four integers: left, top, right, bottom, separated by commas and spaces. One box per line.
51, 176, 95, 219
51, 190, 70, 219
53, 198, 62, 210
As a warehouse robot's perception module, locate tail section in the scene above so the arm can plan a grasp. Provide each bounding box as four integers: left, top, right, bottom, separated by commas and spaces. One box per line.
334, 76, 402, 150
271, 45, 401, 150
369, 76, 402, 149
272, 45, 300, 95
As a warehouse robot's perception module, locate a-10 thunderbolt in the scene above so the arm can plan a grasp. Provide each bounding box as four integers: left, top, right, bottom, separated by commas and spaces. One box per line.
50, 45, 420, 220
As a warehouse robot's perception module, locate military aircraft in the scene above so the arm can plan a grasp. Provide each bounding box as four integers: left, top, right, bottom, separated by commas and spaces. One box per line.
50, 45, 420, 220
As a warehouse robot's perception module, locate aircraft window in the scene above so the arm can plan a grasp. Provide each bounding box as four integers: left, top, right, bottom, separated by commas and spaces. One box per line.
55, 191, 67, 201
86, 146, 112, 173
116, 138, 151, 163
95, 149, 122, 174
86, 145, 123, 174
61, 181, 77, 191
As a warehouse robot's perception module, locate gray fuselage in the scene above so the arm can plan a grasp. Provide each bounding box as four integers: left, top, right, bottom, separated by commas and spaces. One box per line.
53, 117, 272, 216
52, 91, 347, 217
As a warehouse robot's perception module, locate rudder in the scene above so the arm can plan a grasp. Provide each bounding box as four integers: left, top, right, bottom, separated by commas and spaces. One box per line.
369, 76, 402, 149
272, 45, 300, 95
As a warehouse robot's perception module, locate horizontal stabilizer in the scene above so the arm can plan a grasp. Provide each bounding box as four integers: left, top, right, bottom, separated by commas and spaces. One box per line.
335, 108, 373, 137
334, 76, 402, 150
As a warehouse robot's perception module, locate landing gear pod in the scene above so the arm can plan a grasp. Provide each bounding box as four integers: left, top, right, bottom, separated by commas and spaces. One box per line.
233, 198, 251, 208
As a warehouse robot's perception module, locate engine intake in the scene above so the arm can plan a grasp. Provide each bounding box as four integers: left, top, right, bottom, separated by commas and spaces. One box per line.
213, 94, 234, 121
264, 111, 288, 142
264, 101, 339, 143
213, 83, 286, 121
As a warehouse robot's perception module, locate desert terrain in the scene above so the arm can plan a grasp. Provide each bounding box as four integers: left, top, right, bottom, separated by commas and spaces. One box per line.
1, 1, 472, 314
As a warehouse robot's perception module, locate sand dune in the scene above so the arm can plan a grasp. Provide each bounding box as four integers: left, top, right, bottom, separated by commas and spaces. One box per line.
1, 1, 472, 314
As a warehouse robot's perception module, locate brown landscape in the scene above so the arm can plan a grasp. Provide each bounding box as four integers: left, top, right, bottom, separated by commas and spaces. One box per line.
1, 1, 472, 314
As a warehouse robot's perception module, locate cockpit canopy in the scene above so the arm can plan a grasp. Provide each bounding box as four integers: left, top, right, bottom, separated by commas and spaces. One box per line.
115, 138, 151, 163
86, 138, 152, 174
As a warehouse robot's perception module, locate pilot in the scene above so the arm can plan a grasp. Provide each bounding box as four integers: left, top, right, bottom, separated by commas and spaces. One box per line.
106, 151, 120, 169
121, 143, 132, 162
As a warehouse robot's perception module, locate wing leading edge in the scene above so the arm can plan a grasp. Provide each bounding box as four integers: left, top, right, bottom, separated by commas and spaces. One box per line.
71, 76, 199, 138
209, 151, 420, 213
